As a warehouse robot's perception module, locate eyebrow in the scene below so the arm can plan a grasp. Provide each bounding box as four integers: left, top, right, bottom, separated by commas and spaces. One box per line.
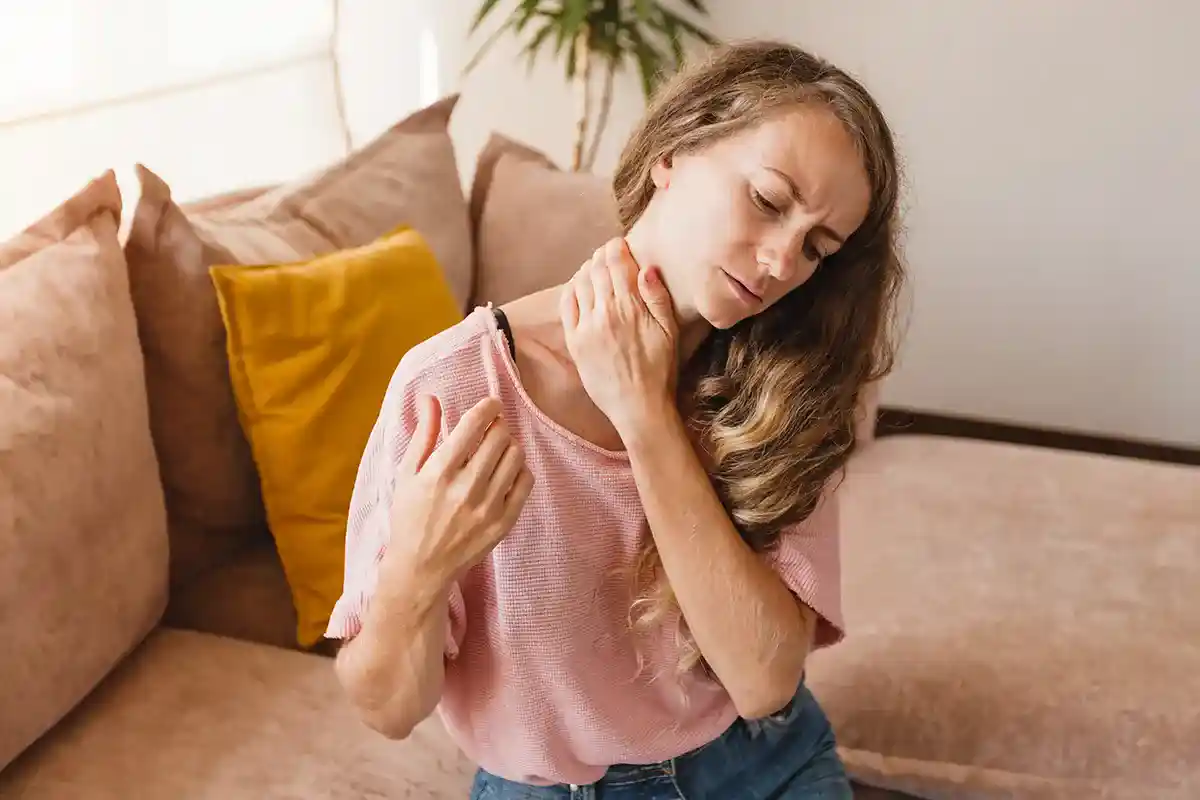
765, 166, 846, 246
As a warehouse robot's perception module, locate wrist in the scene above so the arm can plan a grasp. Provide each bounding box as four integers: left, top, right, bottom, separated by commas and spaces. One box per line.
616, 395, 683, 449
372, 551, 452, 628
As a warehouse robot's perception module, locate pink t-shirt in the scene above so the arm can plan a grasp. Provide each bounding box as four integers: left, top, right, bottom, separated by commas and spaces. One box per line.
326, 306, 844, 786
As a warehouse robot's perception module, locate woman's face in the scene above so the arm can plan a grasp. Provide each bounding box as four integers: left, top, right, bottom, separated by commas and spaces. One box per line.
642, 105, 873, 330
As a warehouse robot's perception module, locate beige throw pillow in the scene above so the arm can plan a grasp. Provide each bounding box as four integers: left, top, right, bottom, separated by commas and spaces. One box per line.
468, 133, 623, 308
0, 171, 169, 769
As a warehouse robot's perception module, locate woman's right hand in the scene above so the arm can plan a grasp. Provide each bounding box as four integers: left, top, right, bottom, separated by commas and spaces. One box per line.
383, 394, 533, 587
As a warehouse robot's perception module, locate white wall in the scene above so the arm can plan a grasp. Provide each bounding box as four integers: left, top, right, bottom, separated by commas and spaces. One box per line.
0, 1, 351, 240
5, 1, 1191, 447
434, 0, 1200, 448
0, 0, 436, 241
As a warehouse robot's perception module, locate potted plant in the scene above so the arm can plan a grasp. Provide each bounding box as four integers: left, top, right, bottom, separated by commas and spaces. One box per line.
465, 0, 719, 172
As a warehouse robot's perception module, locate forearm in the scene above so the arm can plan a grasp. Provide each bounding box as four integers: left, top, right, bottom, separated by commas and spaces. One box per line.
334, 564, 448, 739
624, 405, 815, 718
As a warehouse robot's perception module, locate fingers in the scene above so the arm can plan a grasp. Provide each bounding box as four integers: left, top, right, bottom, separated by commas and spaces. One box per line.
588, 244, 613, 307
637, 265, 679, 339
559, 281, 580, 333
401, 394, 442, 474
574, 238, 641, 319
499, 465, 535, 531
484, 442, 526, 509
605, 237, 640, 302
427, 396, 504, 472
572, 264, 594, 313
462, 415, 513, 488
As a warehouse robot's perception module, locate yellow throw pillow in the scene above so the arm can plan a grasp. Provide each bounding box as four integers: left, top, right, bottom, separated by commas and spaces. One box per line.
210, 226, 461, 647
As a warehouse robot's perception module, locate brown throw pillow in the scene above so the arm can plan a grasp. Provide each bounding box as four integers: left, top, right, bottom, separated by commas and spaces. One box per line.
123, 94, 473, 586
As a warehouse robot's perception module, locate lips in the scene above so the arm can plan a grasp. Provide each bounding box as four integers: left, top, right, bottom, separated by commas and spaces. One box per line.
721, 269, 764, 305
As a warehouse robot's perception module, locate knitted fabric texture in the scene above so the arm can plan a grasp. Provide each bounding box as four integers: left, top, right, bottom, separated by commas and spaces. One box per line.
326, 306, 844, 786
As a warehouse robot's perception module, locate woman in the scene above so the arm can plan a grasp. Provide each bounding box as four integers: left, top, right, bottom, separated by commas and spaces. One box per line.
328, 39, 904, 799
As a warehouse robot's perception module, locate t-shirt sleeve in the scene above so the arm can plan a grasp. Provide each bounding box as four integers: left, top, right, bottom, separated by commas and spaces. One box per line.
323, 363, 467, 659
764, 486, 845, 650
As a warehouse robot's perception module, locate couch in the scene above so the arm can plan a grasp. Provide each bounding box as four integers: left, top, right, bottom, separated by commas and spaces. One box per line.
2, 94, 1196, 800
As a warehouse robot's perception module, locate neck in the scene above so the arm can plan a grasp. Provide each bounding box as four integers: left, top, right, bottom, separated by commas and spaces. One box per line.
623, 215, 713, 363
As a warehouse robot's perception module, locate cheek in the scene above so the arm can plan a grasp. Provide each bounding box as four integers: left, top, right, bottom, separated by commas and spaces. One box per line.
690, 191, 754, 254
658, 171, 754, 268
661, 190, 712, 255
766, 265, 819, 308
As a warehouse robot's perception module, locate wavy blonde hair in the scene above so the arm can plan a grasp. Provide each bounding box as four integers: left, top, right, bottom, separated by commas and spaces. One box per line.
612, 40, 906, 675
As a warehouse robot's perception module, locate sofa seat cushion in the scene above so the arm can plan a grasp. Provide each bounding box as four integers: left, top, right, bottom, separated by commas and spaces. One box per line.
807, 435, 1200, 800
0, 629, 475, 799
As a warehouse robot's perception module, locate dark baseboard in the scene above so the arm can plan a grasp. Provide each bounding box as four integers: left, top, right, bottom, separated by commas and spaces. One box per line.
876, 407, 1200, 467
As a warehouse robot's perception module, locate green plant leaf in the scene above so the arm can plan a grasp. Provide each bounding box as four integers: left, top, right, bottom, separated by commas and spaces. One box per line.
562, 0, 592, 28
588, 0, 622, 59
465, 0, 550, 74
653, 9, 685, 67
555, 0, 590, 57
468, 0, 505, 33
521, 17, 559, 72
466, 0, 719, 106
462, 14, 517, 74
659, 7, 718, 46
515, 0, 546, 33
625, 24, 665, 99
564, 28, 579, 80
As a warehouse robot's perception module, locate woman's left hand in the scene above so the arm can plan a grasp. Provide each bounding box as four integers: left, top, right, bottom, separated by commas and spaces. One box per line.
559, 237, 679, 437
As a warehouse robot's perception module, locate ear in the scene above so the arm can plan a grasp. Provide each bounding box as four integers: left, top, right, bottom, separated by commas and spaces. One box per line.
650, 155, 672, 190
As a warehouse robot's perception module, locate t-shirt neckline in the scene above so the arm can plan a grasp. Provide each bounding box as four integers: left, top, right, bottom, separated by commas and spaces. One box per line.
477, 305, 632, 464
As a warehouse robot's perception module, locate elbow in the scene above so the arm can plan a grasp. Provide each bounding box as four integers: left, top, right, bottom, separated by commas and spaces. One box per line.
733, 686, 795, 722
732, 658, 807, 721
342, 679, 435, 742
362, 709, 421, 741
366, 685, 441, 741
334, 646, 438, 741
734, 599, 818, 719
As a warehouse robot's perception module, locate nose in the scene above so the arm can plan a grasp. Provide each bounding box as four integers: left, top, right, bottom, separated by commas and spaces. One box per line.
759, 225, 811, 283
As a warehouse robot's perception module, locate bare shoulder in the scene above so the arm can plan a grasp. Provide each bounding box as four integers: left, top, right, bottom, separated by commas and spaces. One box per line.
500, 289, 627, 452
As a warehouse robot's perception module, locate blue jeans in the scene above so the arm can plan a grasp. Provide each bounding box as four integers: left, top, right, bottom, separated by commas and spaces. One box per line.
470, 680, 852, 799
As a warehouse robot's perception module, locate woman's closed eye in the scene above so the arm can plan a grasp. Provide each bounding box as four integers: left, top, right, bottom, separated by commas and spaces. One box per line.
752, 191, 823, 261
750, 188, 783, 216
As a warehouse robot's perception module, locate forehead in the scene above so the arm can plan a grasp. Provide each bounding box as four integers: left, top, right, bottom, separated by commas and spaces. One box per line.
722, 106, 872, 234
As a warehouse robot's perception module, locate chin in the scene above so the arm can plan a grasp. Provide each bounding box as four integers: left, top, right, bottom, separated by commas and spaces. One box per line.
692, 269, 763, 330
695, 297, 746, 330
